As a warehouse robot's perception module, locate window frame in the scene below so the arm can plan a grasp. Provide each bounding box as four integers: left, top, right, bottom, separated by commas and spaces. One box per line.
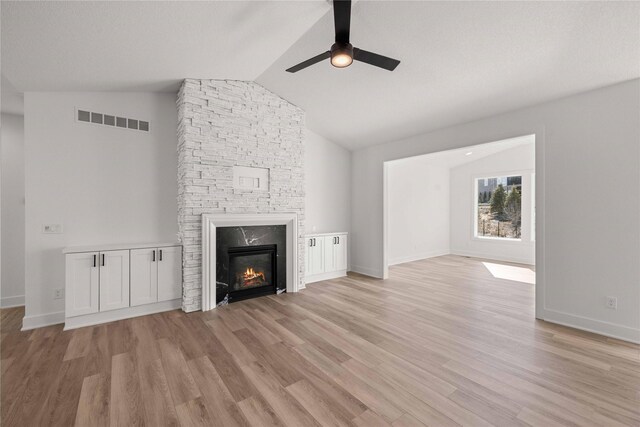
472, 170, 528, 242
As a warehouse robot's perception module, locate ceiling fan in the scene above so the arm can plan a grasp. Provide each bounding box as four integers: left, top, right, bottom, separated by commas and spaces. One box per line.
286, 0, 400, 73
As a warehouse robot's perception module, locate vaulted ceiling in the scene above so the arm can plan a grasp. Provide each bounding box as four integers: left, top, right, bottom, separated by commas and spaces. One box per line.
2, 1, 639, 150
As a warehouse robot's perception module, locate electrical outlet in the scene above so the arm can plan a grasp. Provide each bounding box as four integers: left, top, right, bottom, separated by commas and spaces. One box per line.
605, 296, 617, 310
54, 288, 65, 300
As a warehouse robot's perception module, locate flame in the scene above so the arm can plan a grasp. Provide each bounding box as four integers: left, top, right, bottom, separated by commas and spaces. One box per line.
243, 267, 265, 282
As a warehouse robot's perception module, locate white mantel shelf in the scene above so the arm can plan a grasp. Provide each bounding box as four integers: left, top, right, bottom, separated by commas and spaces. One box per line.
63, 241, 181, 254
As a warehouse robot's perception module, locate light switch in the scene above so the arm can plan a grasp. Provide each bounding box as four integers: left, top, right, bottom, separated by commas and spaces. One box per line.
42, 224, 63, 234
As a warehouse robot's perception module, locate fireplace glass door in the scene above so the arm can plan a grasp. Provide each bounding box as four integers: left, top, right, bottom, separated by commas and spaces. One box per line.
228, 245, 276, 301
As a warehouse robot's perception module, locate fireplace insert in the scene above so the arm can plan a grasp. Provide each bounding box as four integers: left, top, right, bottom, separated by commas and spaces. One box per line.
227, 244, 277, 302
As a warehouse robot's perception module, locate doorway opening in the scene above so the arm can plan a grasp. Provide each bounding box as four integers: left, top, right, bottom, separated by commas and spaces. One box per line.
382, 134, 538, 309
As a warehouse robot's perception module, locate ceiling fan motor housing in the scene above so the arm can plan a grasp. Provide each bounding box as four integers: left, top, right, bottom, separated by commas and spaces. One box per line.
330, 42, 354, 68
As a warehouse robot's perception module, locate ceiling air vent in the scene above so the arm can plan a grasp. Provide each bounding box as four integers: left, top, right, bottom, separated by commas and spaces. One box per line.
76, 108, 150, 133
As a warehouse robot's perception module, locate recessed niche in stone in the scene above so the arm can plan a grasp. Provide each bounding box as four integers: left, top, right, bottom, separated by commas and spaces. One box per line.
233, 166, 269, 191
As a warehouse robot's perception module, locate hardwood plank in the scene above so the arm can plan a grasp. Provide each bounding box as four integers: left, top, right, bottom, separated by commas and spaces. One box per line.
206, 318, 257, 366
286, 379, 352, 427
75, 373, 110, 427
158, 337, 201, 405
237, 396, 286, 427
241, 361, 321, 427
137, 358, 180, 426
352, 409, 393, 427
392, 413, 427, 427
36, 356, 87, 426
63, 326, 94, 361
175, 397, 215, 427
187, 355, 250, 427
110, 352, 145, 426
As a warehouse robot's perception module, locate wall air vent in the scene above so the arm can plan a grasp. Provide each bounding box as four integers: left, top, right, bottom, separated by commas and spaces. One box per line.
76, 108, 150, 133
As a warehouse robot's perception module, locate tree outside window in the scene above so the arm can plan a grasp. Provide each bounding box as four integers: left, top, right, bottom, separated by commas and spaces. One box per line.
476, 176, 522, 239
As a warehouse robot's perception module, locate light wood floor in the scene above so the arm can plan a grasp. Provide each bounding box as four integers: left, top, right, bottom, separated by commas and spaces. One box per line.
2, 255, 639, 426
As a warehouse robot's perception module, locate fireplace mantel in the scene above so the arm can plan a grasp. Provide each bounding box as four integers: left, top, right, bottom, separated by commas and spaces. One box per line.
202, 212, 300, 311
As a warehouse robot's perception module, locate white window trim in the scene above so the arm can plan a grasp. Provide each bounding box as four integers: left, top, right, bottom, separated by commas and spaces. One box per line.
472, 169, 533, 242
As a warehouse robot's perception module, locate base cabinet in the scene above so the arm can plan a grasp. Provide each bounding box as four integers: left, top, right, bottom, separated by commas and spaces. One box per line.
65, 252, 99, 317
130, 248, 158, 306
305, 236, 325, 276
99, 250, 130, 312
305, 233, 348, 284
64, 243, 182, 327
158, 246, 183, 301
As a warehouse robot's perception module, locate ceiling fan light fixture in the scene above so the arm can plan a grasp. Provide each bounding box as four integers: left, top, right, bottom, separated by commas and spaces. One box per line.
330, 43, 353, 68
285, 0, 400, 73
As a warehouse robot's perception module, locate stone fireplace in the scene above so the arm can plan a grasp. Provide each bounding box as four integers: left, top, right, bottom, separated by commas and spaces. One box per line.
177, 79, 305, 312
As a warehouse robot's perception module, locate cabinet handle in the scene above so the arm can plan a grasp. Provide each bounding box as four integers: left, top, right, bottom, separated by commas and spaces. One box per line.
101, 254, 105, 266
333, 237, 336, 244
93, 254, 97, 267
337, 236, 340, 244
159, 249, 163, 261
152, 250, 156, 262
313, 238, 316, 246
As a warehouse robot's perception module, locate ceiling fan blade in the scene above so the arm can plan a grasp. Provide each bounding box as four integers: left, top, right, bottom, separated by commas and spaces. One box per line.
285, 51, 331, 73
333, 0, 351, 44
353, 48, 400, 71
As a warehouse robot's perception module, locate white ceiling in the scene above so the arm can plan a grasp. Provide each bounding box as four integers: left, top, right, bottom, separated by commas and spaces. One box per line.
2, 1, 639, 150
0, 1, 329, 92
257, 1, 640, 149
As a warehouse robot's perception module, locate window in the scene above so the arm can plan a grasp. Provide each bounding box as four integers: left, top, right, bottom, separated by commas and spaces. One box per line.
476, 175, 522, 239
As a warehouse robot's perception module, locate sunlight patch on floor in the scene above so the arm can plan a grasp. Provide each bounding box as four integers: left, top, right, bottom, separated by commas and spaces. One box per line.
482, 262, 535, 284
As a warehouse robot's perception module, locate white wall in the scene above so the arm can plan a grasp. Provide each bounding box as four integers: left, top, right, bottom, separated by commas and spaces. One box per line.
386, 156, 449, 265
304, 128, 351, 235
1, 113, 25, 307
450, 143, 535, 264
352, 79, 640, 343
24, 92, 179, 328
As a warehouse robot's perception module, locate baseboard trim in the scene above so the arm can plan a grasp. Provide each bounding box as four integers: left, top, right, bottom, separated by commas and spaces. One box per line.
64, 299, 182, 331
388, 250, 450, 266
305, 270, 347, 284
450, 250, 534, 265
542, 308, 640, 344
22, 311, 65, 330
1, 294, 25, 308
350, 264, 383, 279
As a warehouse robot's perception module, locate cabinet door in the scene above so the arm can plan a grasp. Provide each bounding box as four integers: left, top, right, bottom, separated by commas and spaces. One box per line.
65, 252, 99, 317
334, 234, 348, 271
130, 248, 158, 306
309, 237, 325, 275
323, 236, 337, 273
158, 246, 182, 301
305, 237, 314, 275
99, 250, 130, 312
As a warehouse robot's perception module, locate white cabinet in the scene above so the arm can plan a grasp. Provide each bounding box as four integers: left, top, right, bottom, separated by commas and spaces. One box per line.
305, 232, 348, 284
130, 248, 158, 306
99, 250, 130, 312
305, 236, 325, 276
64, 242, 182, 326
65, 252, 99, 317
131, 245, 182, 306
324, 234, 348, 272
158, 246, 182, 302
